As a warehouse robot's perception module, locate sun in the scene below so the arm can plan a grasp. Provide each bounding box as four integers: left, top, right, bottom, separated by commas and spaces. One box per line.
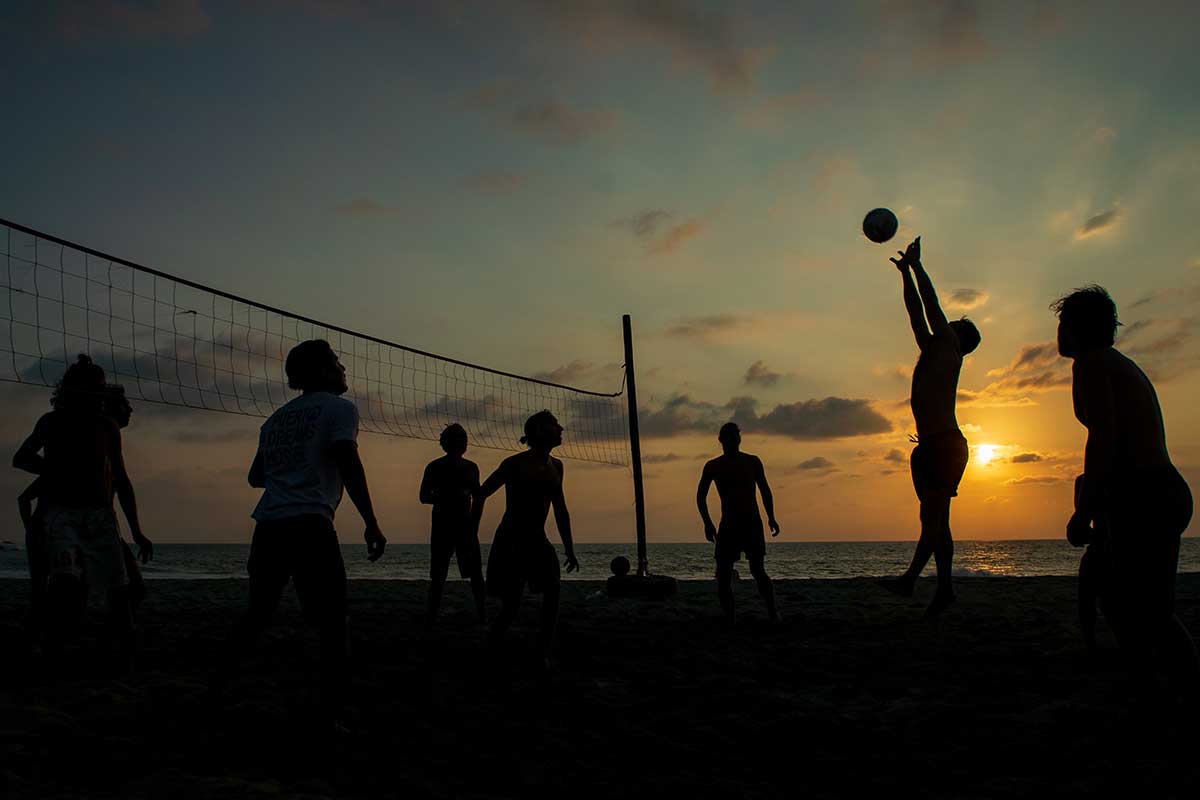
976, 445, 997, 466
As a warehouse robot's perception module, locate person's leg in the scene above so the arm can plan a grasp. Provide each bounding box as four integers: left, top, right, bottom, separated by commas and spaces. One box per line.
426, 531, 452, 628
294, 521, 348, 722
215, 525, 288, 689
104, 585, 135, 672
931, 496, 955, 593
489, 590, 521, 649
1079, 549, 1099, 653
715, 559, 735, 624
25, 524, 48, 641
537, 580, 560, 659
460, 534, 487, 623
748, 556, 777, 622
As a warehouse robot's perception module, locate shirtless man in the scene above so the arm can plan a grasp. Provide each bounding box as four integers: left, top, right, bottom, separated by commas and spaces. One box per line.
474, 410, 578, 665
880, 237, 981, 615
12, 355, 151, 665
420, 423, 485, 626
1055, 286, 1196, 685
697, 422, 780, 624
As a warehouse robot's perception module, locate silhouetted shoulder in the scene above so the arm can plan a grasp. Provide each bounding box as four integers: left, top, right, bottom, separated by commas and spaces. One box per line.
551, 455, 564, 477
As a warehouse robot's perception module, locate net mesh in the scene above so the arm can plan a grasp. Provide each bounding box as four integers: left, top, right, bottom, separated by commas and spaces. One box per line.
0, 219, 629, 465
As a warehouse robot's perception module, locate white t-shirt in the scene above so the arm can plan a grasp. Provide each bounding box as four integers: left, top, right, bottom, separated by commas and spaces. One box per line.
251, 391, 359, 521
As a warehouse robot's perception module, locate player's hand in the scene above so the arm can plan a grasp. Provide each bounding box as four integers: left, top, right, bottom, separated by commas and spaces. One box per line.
133, 533, 154, 564
563, 550, 579, 574
703, 521, 718, 543
769, 519, 781, 537
890, 236, 921, 270
1066, 512, 1092, 548
364, 522, 387, 562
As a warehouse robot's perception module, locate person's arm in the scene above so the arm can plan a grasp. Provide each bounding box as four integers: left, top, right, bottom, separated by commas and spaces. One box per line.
332, 440, 386, 562
418, 462, 438, 505
696, 464, 717, 542
110, 425, 152, 563
551, 460, 578, 573
901, 237, 949, 335
753, 457, 780, 537
471, 461, 507, 533
247, 450, 265, 489
12, 416, 48, 475
1074, 357, 1116, 521
18, 478, 40, 533
895, 259, 932, 350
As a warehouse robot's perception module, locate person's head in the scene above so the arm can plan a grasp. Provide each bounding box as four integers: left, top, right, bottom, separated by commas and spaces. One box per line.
285, 339, 347, 394
440, 423, 468, 455
51, 354, 106, 414
1052, 285, 1119, 358
718, 421, 741, 451
949, 318, 981, 355
104, 384, 133, 429
520, 410, 562, 450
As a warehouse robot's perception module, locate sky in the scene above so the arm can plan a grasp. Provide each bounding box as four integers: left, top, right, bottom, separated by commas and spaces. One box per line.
1, 0, 1198, 546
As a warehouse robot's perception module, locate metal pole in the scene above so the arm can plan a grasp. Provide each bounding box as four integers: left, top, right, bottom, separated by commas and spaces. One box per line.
623, 314, 649, 576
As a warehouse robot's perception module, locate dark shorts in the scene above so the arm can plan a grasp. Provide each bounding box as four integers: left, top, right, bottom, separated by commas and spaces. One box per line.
485, 527, 560, 599
911, 429, 969, 500
248, 514, 346, 622
715, 518, 766, 565
431, 520, 482, 580
1106, 466, 1193, 620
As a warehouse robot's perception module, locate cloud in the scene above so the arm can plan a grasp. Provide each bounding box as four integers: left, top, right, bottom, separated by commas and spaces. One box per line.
740, 89, 827, 131
56, 0, 211, 41
884, 448, 906, 464
1003, 475, 1068, 486
743, 360, 783, 388
614, 210, 705, 255
792, 456, 838, 476
1074, 208, 1120, 240
531, 360, 626, 387
465, 82, 619, 146
523, 0, 763, 92
460, 170, 528, 193
333, 198, 401, 216
967, 341, 1070, 406
641, 394, 891, 440
664, 314, 750, 340
1010, 452, 1043, 464
642, 452, 685, 464
510, 101, 620, 146
944, 288, 989, 311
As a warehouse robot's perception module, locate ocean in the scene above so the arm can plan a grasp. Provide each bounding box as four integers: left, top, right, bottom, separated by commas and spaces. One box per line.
2, 539, 1199, 581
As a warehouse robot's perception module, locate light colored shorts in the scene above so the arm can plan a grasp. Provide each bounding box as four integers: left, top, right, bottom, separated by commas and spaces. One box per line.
43, 505, 129, 600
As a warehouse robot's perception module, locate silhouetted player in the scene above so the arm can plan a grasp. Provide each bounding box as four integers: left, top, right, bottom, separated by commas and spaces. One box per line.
216, 340, 386, 726
697, 422, 780, 624
1055, 286, 1196, 685
421, 423, 485, 626
12, 356, 152, 666
474, 410, 578, 666
880, 237, 981, 615
18, 384, 148, 639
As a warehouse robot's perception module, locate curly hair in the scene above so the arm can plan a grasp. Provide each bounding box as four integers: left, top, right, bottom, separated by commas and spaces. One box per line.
1051, 285, 1119, 351
50, 354, 106, 413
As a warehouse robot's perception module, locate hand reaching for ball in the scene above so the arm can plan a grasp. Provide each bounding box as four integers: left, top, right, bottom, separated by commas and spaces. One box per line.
890, 236, 921, 270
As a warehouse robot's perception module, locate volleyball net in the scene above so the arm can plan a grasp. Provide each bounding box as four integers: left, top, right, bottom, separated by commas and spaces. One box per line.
0, 218, 630, 466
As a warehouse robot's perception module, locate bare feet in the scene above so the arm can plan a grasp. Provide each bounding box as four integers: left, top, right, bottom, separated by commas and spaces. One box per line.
925, 590, 957, 617
878, 577, 914, 598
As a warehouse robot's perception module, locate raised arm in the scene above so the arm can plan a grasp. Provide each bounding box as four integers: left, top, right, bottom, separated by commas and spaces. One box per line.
753, 457, 780, 537
696, 463, 717, 542
897, 237, 949, 334
550, 460, 578, 573
333, 440, 386, 562
893, 239, 932, 350
110, 425, 152, 563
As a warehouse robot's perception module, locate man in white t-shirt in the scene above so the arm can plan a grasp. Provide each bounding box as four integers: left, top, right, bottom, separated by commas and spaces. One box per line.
216, 339, 386, 725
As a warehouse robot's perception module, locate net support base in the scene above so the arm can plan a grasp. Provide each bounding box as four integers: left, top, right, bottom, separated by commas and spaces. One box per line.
606, 574, 677, 600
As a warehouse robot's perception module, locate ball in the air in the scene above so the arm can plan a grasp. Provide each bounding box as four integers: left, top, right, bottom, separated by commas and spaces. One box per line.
610, 556, 631, 577
862, 208, 899, 244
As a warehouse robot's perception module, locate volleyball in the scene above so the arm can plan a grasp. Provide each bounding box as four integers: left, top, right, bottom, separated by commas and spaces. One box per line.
862, 208, 899, 244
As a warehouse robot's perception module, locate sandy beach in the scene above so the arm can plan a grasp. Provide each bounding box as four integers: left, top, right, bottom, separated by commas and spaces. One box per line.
2, 575, 1197, 799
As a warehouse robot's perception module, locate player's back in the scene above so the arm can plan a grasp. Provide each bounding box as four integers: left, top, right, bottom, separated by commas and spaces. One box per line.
1075, 347, 1172, 471
707, 452, 761, 521
426, 455, 478, 522
38, 410, 118, 508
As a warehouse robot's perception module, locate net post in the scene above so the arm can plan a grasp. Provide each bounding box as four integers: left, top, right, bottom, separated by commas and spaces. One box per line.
623, 314, 649, 576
